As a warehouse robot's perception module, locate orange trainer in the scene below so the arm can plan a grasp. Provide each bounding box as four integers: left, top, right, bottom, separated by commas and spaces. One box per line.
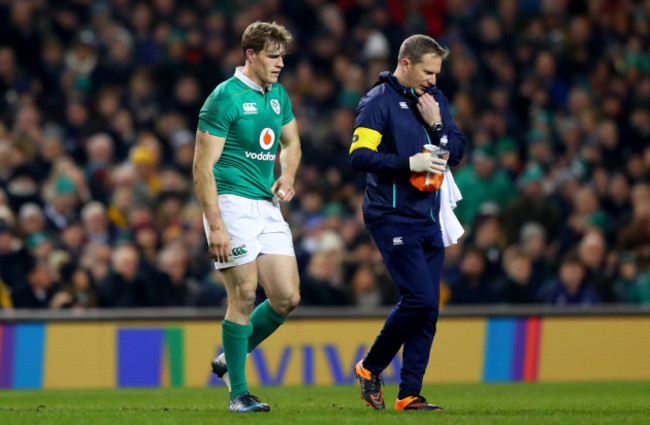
395, 395, 443, 411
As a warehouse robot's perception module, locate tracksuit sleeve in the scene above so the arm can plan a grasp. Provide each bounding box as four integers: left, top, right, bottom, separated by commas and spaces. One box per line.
349, 92, 411, 174
349, 146, 411, 173
430, 92, 466, 166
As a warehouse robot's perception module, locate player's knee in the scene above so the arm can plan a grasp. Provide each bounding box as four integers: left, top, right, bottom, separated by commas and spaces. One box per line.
273, 292, 300, 316
231, 289, 257, 314
289, 292, 301, 309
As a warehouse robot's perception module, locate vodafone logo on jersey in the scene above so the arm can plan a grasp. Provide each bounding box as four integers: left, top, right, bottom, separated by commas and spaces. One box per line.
259, 128, 275, 150
245, 128, 276, 161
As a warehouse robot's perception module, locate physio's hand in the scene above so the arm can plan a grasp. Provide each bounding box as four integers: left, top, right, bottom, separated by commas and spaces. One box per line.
208, 227, 231, 264
430, 156, 447, 174
409, 152, 433, 172
409, 153, 447, 174
416, 93, 442, 127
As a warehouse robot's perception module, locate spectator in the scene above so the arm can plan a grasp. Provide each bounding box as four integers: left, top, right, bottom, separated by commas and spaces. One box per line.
50, 266, 98, 309
300, 251, 349, 306
502, 163, 561, 245
519, 222, 552, 291
0, 220, 32, 290
454, 148, 513, 227
614, 252, 650, 304
11, 257, 58, 309
447, 246, 502, 304
500, 248, 536, 304
84, 133, 115, 204
43, 174, 80, 231
96, 243, 155, 307
537, 252, 600, 306
57, 220, 84, 262
81, 201, 116, 245
157, 246, 202, 307
617, 183, 650, 271
578, 229, 614, 302
17, 202, 46, 239
559, 186, 608, 254
79, 242, 112, 283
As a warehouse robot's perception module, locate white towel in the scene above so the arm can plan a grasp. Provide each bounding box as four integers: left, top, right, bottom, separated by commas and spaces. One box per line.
439, 168, 464, 247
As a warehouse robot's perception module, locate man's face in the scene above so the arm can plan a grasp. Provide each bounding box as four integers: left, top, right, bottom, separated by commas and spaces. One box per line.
249, 42, 286, 86
403, 53, 442, 96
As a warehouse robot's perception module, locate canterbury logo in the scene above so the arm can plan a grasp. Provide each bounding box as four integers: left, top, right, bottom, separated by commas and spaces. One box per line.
243, 103, 258, 114
231, 245, 248, 257
392, 237, 403, 246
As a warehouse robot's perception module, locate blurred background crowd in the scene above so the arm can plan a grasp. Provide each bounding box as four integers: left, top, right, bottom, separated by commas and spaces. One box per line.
0, 0, 648, 310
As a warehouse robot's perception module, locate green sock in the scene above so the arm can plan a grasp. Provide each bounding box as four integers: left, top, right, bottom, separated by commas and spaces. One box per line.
248, 299, 287, 352
222, 320, 253, 400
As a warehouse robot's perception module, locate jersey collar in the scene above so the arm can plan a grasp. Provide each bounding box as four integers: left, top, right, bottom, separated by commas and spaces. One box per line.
235, 67, 272, 93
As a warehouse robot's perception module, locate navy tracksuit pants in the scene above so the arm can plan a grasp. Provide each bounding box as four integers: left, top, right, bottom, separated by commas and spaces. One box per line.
364, 221, 444, 399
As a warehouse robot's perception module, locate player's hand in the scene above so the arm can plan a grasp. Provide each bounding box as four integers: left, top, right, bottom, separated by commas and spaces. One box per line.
208, 227, 231, 264
416, 93, 442, 127
271, 176, 295, 202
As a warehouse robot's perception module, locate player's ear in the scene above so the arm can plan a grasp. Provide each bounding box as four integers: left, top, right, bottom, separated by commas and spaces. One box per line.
245, 48, 256, 63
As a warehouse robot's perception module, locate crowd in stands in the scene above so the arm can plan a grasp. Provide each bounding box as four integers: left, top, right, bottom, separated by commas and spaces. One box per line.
0, 0, 648, 310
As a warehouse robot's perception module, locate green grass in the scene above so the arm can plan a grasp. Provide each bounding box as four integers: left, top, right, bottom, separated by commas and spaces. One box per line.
0, 382, 649, 425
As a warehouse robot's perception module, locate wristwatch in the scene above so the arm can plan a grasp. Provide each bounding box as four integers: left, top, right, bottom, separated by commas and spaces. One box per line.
431, 121, 443, 132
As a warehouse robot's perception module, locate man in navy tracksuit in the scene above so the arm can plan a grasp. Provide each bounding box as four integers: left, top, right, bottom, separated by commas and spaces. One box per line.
350, 35, 466, 411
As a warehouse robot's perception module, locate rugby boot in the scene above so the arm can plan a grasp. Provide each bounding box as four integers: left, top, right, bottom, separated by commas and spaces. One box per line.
211, 354, 231, 391
228, 392, 270, 413
355, 360, 385, 410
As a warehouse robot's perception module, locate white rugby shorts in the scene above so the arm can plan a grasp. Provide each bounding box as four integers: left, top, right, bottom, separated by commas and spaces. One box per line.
203, 194, 295, 269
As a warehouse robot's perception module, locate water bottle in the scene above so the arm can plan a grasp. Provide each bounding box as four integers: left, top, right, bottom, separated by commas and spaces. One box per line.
409, 135, 449, 192
425, 135, 449, 189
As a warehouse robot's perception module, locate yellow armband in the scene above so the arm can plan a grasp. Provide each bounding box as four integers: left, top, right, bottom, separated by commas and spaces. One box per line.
350, 127, 382, 153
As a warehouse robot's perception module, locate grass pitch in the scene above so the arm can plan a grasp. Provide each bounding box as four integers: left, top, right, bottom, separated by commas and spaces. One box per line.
1, 382, 649, 425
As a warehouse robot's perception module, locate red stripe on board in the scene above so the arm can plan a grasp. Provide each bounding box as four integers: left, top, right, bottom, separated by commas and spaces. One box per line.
523, 317, 541, 382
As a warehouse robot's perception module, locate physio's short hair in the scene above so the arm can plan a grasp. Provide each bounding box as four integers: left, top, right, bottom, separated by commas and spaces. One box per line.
241, 21, 293, 54
398, 35, 449, 63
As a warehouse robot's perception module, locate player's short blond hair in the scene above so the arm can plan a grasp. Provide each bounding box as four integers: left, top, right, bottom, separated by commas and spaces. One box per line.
398, 34, 449, 63
241, 21, 293, 53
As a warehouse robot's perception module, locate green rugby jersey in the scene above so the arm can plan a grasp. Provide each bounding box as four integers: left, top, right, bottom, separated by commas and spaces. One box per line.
197, 68, 294, 199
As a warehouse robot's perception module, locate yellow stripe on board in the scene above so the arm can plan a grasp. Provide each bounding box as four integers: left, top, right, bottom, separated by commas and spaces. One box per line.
185, 321, 221, 387
161, 341, 170, 388
539, 317, 650, 381
425, 318, 485, 383
44, 323, 116, 389
350, 127, 382, 153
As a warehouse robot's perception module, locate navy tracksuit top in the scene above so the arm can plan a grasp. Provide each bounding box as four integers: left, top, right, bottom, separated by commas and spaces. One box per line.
350, 71, 466, 238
